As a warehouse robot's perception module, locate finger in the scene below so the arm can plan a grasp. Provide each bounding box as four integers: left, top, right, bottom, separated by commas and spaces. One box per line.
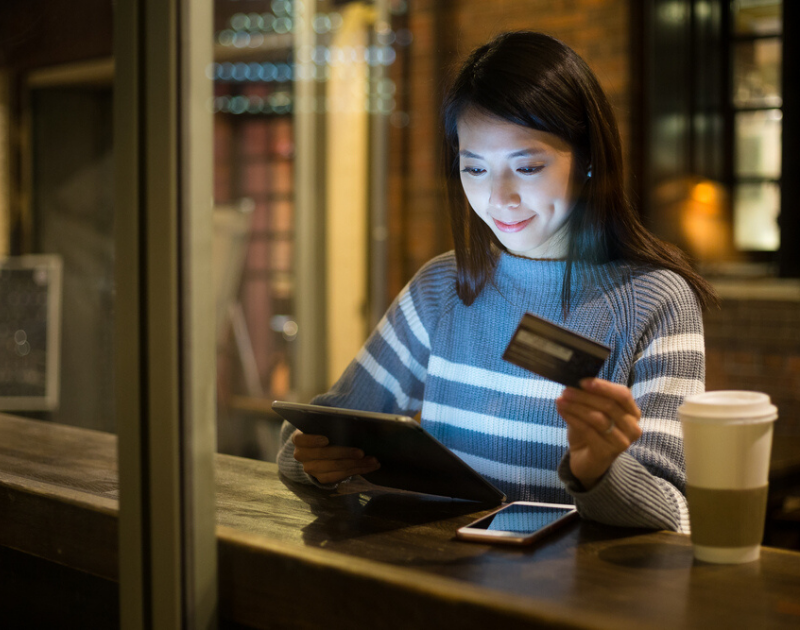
294, 445, 366, 462
561, 385, 629, 421
557, 397, 640, 441
304, 456, 379, 475
579, 378, 641, 418
313, 468, 374, 485
560, 386, 624, 420
292, 431, 329, 448
305, 458, 380, 485
558, 406, 634, 450
557, 397, 617, 436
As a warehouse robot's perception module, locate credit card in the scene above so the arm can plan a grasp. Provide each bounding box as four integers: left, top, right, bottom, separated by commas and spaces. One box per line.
503, 313, 610, 388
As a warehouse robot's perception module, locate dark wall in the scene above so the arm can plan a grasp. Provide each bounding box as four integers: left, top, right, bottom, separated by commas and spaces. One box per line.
31, 88, 116, 432
0, 546, 119, 629
0, 0, 113, 71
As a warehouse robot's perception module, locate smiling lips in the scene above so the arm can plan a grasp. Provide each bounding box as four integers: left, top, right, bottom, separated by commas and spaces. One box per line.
492, 216, 535, 233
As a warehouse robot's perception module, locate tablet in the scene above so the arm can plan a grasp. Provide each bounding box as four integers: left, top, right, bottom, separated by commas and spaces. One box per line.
272, 401, 506, 504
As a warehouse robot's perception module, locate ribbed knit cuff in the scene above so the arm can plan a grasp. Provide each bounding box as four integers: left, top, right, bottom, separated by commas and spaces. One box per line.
276, 419, 339, 490
558, 450, 681, 531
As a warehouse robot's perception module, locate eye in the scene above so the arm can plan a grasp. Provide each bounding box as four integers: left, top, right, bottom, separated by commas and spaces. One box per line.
517, 166, 544, 175
460, 167, 486, 176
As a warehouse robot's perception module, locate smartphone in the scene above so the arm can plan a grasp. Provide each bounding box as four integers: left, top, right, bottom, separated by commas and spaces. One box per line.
456, 501, 578, 545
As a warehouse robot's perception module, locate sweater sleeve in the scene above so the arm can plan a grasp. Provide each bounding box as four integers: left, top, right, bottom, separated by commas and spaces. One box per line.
276, 254, 456, 484
558, 270, 704, 532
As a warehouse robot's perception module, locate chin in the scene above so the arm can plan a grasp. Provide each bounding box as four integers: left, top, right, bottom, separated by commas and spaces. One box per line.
497, 237, 541, 254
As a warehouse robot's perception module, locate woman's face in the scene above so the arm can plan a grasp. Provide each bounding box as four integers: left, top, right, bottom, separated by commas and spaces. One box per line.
457, 110, 578, 259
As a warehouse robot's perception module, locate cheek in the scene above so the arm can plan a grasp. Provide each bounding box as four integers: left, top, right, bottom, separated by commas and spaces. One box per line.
551, 166, 576, 206
460, 178, 485, 207
522, 178, 569, 209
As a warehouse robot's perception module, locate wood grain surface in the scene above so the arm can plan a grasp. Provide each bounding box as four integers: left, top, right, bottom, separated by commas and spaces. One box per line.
2, 413, 800, 630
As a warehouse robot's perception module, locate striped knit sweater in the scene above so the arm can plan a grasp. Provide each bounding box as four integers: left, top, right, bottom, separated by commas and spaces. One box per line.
278, 251, 705, 532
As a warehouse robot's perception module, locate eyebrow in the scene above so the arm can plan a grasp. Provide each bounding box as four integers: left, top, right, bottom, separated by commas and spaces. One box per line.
459, 148, 548, 159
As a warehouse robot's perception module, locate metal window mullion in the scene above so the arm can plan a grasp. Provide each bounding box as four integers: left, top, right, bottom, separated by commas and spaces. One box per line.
0, 70, 9, 256
115, 0, 146, 624
143, 0, 183, 625
369, 0, 390, 332
293, 2, 328, 399
179, 0, 217, 625
116, 0, 216, 628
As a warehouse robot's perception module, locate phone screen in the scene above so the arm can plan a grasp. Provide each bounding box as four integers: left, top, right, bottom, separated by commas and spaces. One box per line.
465, 503, 574, 533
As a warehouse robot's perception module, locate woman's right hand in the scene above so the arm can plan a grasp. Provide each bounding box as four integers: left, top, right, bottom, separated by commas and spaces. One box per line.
291, 429, 380, 484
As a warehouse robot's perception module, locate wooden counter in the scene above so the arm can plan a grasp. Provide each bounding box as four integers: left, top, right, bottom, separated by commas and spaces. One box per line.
2, 413, 800, 629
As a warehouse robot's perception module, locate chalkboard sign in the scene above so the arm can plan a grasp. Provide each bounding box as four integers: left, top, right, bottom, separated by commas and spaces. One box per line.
0, 255, 62, 410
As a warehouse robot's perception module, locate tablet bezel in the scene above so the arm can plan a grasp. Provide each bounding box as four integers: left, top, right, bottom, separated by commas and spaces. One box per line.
272, 401, 506, 504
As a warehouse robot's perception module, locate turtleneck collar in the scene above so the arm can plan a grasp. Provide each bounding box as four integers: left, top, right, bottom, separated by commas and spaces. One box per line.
492, 250, 626, 302
494, 251, 569, 292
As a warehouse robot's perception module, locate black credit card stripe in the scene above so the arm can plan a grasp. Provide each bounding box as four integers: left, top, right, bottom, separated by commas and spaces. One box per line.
503, 346, 563, 368
519, 314, 610, 359
503, 350, 569, 376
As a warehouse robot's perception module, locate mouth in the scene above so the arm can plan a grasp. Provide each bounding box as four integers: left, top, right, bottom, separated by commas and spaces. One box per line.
492, 216, 535, 233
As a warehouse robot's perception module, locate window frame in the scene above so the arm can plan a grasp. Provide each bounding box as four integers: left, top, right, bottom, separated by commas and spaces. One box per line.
114, 0, 217, 627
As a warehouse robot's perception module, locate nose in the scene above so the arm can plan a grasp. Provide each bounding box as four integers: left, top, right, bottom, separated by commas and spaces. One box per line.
488, 172, 520, 209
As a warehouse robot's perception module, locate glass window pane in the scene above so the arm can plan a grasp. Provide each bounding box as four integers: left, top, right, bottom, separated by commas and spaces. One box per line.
214, 1, 298, 459
213, 1, 396, 460
2, 18, 115, 433
732, 38, 782, 108
732, 0, 782, 35
733, 182, 780, 251
31, 87, 114, 430
735, 109, 782, 178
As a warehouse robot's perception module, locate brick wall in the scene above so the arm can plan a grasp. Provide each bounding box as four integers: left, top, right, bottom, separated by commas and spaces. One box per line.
387, 0, 632, 298
704, 296, 800, 436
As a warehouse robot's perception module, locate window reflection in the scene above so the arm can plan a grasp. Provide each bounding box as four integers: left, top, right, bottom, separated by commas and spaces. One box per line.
213, 0, 401, 458
732, 0, 782, 35
729, 0, 783, 256
213, 2, 299, 457
735, 109, 782, 179
734, 182, 780, 251
0, 4, 115, 430
733, 38, 781, 108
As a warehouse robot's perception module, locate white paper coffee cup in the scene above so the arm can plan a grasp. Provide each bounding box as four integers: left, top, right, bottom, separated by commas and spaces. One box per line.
678, 391, 777, 564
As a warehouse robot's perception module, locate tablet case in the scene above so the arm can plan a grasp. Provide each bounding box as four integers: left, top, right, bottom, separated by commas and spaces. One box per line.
272, 401, 506, 504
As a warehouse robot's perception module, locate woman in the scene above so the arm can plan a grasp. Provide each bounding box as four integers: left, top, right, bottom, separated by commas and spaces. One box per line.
277, 31, 716, 531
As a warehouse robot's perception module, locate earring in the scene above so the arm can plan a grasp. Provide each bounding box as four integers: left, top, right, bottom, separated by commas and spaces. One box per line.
587, 166, 592, 178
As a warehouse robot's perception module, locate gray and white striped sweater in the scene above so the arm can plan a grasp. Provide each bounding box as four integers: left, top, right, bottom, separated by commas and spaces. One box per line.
278, 251, 704, 532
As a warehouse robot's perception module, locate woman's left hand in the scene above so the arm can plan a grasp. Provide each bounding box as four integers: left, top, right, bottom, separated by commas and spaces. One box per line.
555, 377, 642, 490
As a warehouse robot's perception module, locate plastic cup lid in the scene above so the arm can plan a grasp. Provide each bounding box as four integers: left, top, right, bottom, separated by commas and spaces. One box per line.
678, 390, 777, 422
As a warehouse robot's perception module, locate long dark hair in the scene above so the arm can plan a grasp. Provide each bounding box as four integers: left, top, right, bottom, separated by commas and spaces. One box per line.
442, 31, 717, 311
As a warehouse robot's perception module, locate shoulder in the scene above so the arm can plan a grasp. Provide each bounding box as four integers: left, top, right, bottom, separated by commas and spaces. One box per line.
412, 251, 458, 284
397, 251, 460, 321
629, 264, 700, 315
590, 261, 703, 338
405, 251, 459, 300
595, 261, 698, 309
